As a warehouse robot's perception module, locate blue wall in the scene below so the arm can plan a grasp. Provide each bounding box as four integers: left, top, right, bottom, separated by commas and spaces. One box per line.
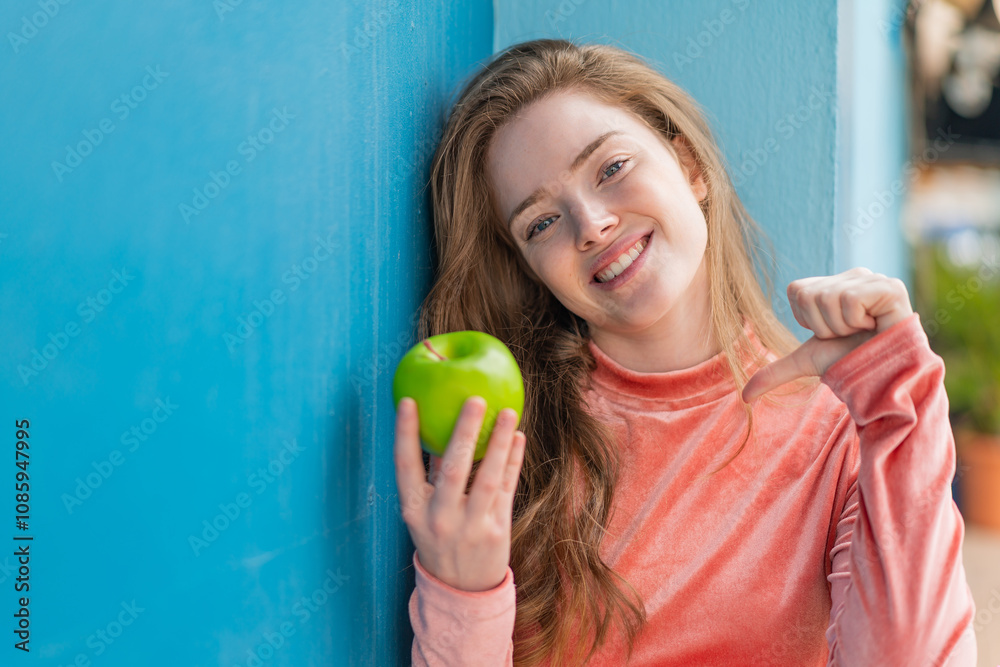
0, 1, 491, 665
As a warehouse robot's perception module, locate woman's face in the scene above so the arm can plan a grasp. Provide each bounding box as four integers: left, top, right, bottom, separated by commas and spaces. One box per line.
486, 88, 711, 342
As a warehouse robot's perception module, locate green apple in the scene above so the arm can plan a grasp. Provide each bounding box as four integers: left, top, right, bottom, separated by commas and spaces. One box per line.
392, 331, 525, 461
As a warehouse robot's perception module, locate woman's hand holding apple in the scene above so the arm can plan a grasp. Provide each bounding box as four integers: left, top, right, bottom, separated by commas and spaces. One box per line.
394, 395, 526, 592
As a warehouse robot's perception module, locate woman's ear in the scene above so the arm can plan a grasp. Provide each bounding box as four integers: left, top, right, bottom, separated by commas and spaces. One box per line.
670, 135, 708, 203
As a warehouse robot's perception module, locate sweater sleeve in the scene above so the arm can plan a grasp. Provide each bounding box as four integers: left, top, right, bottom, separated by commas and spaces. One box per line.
820, 312, 978, 666
408, 550, 516, 666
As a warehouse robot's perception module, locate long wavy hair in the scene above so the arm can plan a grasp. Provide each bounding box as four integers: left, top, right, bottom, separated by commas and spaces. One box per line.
416, 38, 805, 665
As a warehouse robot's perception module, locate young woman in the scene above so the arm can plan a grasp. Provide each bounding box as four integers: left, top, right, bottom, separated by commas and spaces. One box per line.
393, 38, 977, 666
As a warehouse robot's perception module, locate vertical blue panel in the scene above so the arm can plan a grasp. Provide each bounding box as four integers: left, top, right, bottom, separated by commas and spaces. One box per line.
494, 0, 845, 339
0, 1, 491, 665
836, 0, 910, 283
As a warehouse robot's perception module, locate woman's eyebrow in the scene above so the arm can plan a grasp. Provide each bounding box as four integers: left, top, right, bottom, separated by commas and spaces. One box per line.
507, 130, 624, 230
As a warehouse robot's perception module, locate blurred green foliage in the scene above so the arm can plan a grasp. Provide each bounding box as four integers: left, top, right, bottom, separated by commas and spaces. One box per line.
913, 236, 1000, 435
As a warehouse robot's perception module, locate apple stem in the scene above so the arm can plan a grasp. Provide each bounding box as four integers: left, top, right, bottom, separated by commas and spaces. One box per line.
423, 340, 448, 361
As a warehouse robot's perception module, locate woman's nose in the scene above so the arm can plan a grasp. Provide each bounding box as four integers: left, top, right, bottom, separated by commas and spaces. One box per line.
571, 199, 618, 249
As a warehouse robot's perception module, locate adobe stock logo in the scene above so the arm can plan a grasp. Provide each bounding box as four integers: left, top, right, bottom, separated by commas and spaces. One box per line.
671, 0, 752, 72
7, 0, 73, 54
845, 127, 961, 242
338, 0, 400, 62
188, 438, 304, 556
55, 600, 145, 666
18, 268, 135, 385
233, 567, 350, 667
51, 66, 169, 182
223, 227, 339, 353
61, 397, 179, 514
214, 0, 246, 21
179, 107, 296, 224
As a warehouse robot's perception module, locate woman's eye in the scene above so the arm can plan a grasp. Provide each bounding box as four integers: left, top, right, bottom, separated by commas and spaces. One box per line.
603, 159, 628, 180
525, 158, 630, 240
528, 216, 555, 239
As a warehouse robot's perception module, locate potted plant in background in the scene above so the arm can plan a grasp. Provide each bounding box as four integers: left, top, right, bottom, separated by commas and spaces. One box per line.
913, 231, 1000, 532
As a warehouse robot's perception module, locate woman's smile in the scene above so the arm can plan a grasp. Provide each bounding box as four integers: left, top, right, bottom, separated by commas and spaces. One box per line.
592, 231, 652, 289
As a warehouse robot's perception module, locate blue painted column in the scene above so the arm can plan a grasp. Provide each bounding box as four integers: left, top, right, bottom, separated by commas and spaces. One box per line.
0, 1, 491, 665
836, 0, 911, 283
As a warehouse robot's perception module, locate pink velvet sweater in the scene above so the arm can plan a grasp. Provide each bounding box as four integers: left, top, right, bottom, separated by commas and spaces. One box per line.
407, 313, 978, 665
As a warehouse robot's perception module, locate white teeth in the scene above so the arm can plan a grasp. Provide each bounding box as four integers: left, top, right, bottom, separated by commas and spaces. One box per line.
596, 236, 649, 283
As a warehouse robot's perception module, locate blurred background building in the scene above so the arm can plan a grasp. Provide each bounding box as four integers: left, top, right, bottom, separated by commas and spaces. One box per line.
904, 1, 1000, 662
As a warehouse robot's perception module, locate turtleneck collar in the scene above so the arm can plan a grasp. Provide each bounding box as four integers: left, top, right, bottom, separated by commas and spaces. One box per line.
585, 318, 771, 407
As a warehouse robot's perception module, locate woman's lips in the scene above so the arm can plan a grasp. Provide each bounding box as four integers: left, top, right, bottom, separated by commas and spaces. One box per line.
592, 232, 652, 288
